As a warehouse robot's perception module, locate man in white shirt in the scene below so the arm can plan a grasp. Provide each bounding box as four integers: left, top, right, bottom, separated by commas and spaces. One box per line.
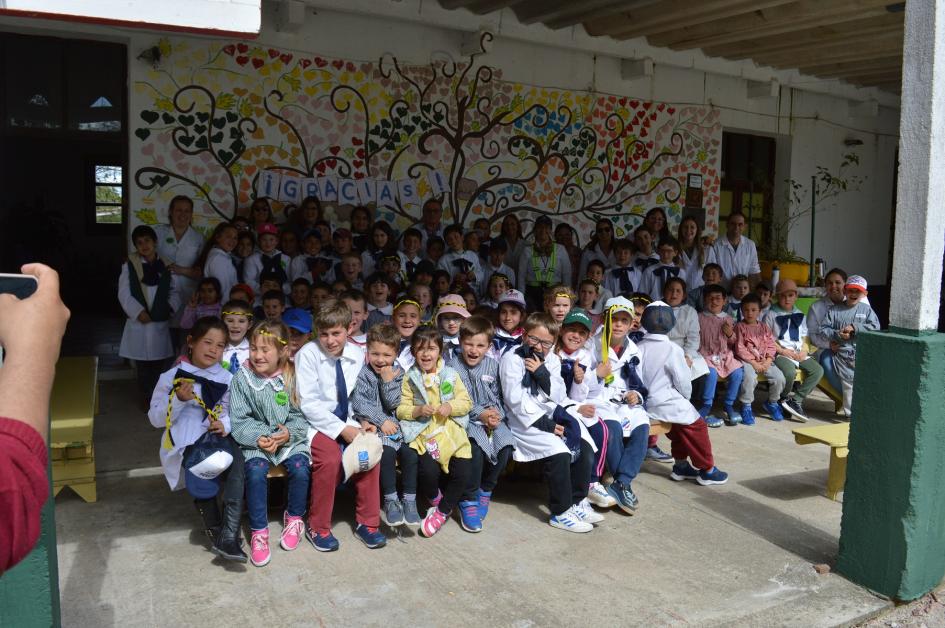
711, 212, 761, 288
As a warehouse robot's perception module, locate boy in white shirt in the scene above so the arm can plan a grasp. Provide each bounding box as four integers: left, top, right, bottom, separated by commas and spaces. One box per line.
294, 298, 387, 552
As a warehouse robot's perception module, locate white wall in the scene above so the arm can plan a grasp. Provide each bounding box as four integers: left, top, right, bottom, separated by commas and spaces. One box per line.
0, 1, 900, 281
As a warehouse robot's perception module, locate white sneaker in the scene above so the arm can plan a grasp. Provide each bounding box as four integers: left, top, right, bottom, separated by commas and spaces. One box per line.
587, 482, 617, 508
575, 498, 605, 524
549, 506, 593, 533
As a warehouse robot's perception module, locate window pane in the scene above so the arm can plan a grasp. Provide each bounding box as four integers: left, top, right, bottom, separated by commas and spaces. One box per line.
67, 41, 124, 132
96, 184, 122, 204
5, 36, 64, 129
95, 165, 122, 184
95, 205, 122, 224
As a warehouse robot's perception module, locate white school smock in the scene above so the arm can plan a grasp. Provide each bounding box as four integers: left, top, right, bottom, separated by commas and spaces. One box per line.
640, 263, 684, 301
154, 224, 204, 327
204, 247, 238, 303
439, 250, 484, 291
243, 250, 292, 295
578, 243, 617, 284
602, 265, 645, 298
222, 338, 250, 373
668, 304, 710, 380
711, 236, 760, 285
636, 334, 700, 425
556, 345, 600, 428
679, 246, 716, 291
499, 350, 594, 462
117, 262, 180, 361
147, 361, 233, 490
295, 340, 365, 443
586, 333, 650, 436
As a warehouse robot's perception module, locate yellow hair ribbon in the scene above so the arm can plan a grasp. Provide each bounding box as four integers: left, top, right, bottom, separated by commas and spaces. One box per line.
554, 292, 573, 300
394, 298, 422, 312
162, 378, 223, 450
221, 310, 253, 317
436, 301, 467, 311
257, 329, 288, 345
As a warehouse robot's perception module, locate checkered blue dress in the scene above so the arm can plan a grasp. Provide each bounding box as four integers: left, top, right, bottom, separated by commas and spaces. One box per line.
448, 354, 516, 464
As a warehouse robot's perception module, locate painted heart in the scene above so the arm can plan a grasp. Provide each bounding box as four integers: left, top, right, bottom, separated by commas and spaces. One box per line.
643, 102, 652, 110
251, 58, 263, 69
137, 129, 152, 142
351, 136, 363, 145
329, 145, 340, 155
667, 107, 676, 115
353, 159, 363, 168
315, 162, 326, 174
223, 44, 235, 56
140, 110, 159, 124
354, 172, 365, 180
243, 165, 257, 177
630, 100, 639, 108
325, 159, 336, 169
280, 53, 293, 64
631, 162, 639, 171
657, 103, 665, 112
346, 62, 355, 72
640, 128, 648, 137
315, 57, 327, 67
300, 59, 311, 68
332, 59, 344, 70
237, 42, 249, 53
268, 48, 280, 59
649, 113, 657, 121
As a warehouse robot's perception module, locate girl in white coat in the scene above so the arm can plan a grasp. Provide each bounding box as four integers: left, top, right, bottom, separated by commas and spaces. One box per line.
499, 313, 597, 533
119, 225, 181, 405
201, 222, 239, 301
147, 317, 247, 562
636, 302, 729, 486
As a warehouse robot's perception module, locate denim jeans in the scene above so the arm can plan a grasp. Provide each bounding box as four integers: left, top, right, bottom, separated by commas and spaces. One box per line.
244, 453, 310, 531
818, 350, 843, 392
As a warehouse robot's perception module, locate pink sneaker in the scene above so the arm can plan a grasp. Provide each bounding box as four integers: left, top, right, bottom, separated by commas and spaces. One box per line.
429, 490, 442, 510
250, 529, 270, 567
280, 513, 304, 551
421, 507, 448, 538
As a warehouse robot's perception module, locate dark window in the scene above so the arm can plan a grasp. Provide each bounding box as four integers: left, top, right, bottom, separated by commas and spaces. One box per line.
720, 131, 776, 246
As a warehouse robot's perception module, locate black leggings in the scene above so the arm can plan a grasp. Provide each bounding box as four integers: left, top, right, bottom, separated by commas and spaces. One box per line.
462, 441, 513, 500
543, 441, 593, 517
379, 444, 419, 498
418, 453, 471, 515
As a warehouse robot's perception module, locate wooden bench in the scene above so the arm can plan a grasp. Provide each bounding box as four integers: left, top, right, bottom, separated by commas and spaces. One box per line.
792, 423, 849, 501
50, 356, 99, 503
816, 378, 844, 413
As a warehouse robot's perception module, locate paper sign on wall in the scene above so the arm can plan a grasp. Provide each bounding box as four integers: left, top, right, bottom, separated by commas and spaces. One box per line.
278, 175, 301, 204
317, 176, 338, 202
338, 178, 359, 206
300, 178, 320, 200
357, 178, 376, 206
376, 180, 397, 208
257, 170, 282, 200
398, 179, 420, 207
428, 170, 449, 196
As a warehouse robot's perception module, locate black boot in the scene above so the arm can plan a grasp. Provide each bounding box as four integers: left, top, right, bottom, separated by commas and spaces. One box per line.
194, 498, 222, 545
211, 493, 247, 563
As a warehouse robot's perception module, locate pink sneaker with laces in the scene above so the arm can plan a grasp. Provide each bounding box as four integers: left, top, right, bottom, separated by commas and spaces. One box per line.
250, 529, 270, 567
421, 507, 448, 538
281, 513, 304, 551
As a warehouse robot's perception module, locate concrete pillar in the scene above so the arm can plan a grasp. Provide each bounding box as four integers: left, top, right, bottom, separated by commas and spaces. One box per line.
836, 0, 945, 601
0, 459, 61, 627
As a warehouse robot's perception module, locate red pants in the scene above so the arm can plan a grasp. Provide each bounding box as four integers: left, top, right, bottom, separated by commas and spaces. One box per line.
667, 419, 715, 470
308, 431, 380, 534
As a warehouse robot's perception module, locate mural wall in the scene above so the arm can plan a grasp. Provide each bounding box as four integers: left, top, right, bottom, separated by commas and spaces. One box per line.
132, 33, 722, 240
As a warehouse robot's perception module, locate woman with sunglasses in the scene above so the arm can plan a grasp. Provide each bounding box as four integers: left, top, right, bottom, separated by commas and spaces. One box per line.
578, 218, 617, 281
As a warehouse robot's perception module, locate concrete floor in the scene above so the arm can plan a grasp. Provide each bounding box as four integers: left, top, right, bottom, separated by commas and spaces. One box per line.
54, 378, 894, 627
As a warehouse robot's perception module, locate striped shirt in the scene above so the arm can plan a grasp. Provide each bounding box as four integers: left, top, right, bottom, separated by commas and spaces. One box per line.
448, 353, 516, 464
228, 367, 311, 464
351, 364, 404, 450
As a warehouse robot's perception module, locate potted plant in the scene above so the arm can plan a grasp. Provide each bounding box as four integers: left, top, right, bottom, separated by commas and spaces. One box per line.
758, 152, 863, 285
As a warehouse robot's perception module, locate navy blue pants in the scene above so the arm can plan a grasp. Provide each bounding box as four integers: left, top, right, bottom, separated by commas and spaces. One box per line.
244, 453, 310, 531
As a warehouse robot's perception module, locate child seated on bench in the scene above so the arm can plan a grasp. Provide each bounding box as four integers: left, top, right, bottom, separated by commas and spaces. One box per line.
636, 302, 728, 486
819, 275, 880, 418
698, 284, 753, 426
229, 321, 311, 567
734, 293, 785, 425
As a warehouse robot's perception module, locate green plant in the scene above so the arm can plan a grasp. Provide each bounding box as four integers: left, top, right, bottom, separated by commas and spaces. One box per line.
758, 152, 863, 263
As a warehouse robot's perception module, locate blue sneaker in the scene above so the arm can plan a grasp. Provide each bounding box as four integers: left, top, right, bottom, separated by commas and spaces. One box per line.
477, 490, 492, 521
354, 524, 387, 549
704, 414, 724, 428
382, 498, 404, 527
458, 500, 483, 532
669, 460, 699, 481
697, 404, 712, 418
698, 467, 729, 486
645, 445, 673, 463
401, 499, 422, 528
605, 481, 638, 514
723, 405, 742, 426
741, 405, 756, 426
305, 527, 339, 552
763, 401, 784, 421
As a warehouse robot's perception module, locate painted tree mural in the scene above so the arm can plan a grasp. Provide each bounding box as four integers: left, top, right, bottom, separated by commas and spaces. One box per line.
132, 34, 721, 238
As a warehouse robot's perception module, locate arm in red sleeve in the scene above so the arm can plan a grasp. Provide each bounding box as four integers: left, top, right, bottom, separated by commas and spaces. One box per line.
0, 417, 49, 575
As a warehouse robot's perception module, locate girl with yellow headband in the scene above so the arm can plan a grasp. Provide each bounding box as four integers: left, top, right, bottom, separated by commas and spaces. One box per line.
543, 284, 575, 325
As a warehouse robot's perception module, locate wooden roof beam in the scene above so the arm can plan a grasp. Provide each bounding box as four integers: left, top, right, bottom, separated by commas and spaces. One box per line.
645, 0, 893, 48
511, 0, 638, 26
853, 72, 903, 86
754, 40, 903, 69
796, 55, 903, 75
702, 14, 903, 60
585, 0, 792, 38
438, 0, 522, 14
814, 62, 904, 79
545, 0, 662, 29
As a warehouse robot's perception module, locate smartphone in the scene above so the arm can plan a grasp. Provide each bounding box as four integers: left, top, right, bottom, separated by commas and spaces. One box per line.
0, 273, 38, 299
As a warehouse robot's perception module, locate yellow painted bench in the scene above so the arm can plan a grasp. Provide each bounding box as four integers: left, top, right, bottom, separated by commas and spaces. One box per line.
816, 378, 844, 413
792, 423, 849, 501
50, 356, 99, 503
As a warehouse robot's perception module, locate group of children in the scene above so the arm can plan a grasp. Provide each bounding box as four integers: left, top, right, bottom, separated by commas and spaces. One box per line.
124, 197, 880, 567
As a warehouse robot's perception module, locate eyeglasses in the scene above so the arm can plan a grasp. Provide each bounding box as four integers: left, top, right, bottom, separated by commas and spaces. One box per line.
526, 334, 555, 351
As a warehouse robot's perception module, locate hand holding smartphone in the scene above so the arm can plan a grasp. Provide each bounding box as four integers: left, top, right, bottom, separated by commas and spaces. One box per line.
0, 274, 39, 299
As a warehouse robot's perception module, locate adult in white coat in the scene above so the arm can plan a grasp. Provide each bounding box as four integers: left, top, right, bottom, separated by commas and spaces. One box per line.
500, 313, 596, 533
154, 195, 205, 336
637, 301, 729, 486
711, 211, 761, 288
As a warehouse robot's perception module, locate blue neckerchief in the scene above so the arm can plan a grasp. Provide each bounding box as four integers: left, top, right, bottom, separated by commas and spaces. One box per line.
612, 267, 634, 293
628, 330, 644, 343
451, 257, 473, 274
635, 257, 658, 270
141, 258, 167, 286
551, 404, 583, 460
775, 312, 805, 341
260, 253, 287, 284
172, 368, 228, 417
493, 334, 521, 354
515, 344, 550, 396
560, 357, 575, 392
618, 356, 648, 401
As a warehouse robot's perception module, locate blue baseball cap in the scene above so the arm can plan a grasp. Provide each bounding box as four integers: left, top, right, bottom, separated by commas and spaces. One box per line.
282, 308, 312, 334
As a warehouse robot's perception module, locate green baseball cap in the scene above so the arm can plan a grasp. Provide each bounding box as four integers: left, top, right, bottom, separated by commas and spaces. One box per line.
562, 308, 592, 331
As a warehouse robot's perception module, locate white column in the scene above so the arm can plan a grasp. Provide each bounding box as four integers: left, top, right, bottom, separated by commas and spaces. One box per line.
889, 0, 945, 331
